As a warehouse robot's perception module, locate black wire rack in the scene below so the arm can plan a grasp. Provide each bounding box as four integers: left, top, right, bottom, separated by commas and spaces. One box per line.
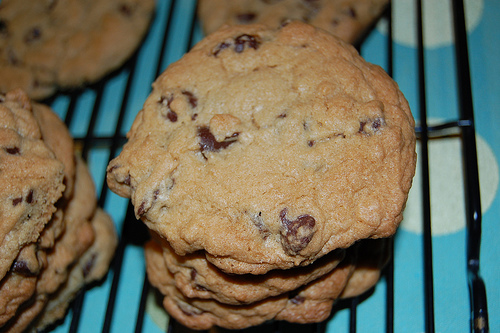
42, 0, 489, 332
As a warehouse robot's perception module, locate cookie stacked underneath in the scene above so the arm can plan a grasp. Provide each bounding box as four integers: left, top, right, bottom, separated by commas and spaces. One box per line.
0, 89, 117, 332
106, 21, 416, 330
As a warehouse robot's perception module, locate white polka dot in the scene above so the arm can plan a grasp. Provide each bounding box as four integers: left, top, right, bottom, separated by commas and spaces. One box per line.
146, 289, 169, 329
401, 129, 498, 235
376, 0, 483, 48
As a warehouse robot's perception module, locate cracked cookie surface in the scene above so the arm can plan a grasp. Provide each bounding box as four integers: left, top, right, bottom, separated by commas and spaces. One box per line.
107, 21, 416, 275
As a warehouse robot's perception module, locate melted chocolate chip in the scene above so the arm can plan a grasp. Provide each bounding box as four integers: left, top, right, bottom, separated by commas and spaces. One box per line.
159, 95, 177, 122
290, 294, 305, 305
26, 190, 34, 204
213, 42, 231, 56
213, 34, 260, 56
182, 91, 198, 108
137, 201, 148, 217
24, 27, 42, 43
82, 254, 97, 278
359, 117, 384, 135
279, 208, 316, 255
12, 260, 36, 276
234, 34, 259, 53
190, 268, 197, 280
236, 12, 257, 23
198, 127, 239, 153
167, 110, 178, 122
5, 146, 20, 155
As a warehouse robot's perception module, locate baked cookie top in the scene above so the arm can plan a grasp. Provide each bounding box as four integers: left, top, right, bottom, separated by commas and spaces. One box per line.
197, 0, 389, 45
107, 21, 416, 274
0, 0, 155, 100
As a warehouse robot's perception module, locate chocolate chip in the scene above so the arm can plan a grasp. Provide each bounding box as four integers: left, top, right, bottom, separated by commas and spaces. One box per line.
5, 146, 20, 155
137, 201, 148, 217
82, 254, 97, 278
290, 294, 305, 305
308, 140, 315, 147
213, 41, 231, 56
26, 190, 34, 204
24, 27, 42, 43
234, 34, 260, 53
167, 110, 178, 122
213, 34, 260, 56
182, 91, 198, 108
359, 117, 385, 135
236, 12, 257, 23
279, 208, 316, 255
198, 126, 239, 153
190, 268, 197, 280
372, 117, 382, 130
12, 197, 23, 206
159, 95, 177, 122
11, 260, 36, 276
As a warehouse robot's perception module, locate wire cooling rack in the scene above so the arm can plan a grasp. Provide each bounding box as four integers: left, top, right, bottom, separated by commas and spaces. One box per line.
42, 0, 492, 332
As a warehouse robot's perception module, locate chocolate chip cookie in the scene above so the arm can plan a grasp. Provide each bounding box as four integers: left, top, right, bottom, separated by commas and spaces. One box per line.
145, 237, 357, 330
197, 0, 389, 44
0, 0, 155, 100
151, 231, 345, 305
0, 89, 65, 282
0, 89, 117, 332
107, 21, 416, 275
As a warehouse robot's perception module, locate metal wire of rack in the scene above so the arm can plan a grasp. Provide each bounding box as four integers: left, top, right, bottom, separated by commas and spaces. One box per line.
40, 0, 490, 332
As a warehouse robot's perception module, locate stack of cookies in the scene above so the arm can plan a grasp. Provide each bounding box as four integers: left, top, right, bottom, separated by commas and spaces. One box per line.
107, 21, 416, 330
197, 0, 390, 45
0, 89, 117, 332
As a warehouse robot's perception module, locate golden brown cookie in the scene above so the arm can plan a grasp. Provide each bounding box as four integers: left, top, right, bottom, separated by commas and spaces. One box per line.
145, 238, 355, 330
107, 21, 416, 275
152, 231, 345, 305
0, 89, 65, 282
0, 0, 156, 100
